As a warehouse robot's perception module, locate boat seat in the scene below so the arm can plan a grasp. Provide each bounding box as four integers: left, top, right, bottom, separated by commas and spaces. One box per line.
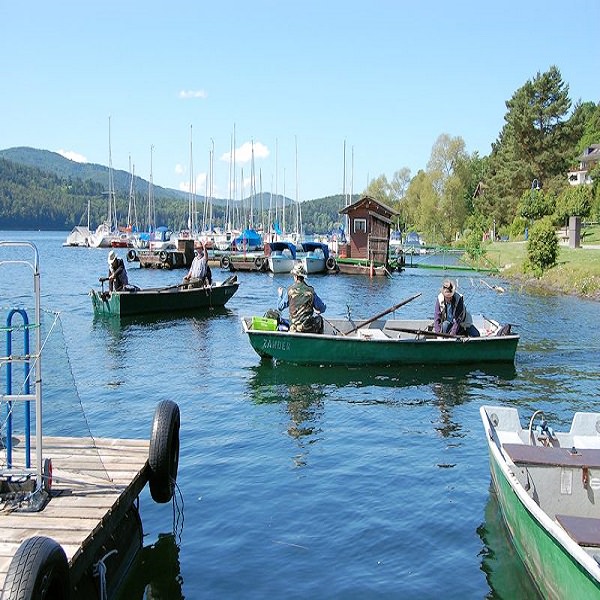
502, 444, 600, 468
356, 329, 390, 340
556, 514, 600, 547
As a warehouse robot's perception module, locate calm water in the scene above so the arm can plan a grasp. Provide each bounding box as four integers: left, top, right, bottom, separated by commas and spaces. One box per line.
1, 231, 599, 599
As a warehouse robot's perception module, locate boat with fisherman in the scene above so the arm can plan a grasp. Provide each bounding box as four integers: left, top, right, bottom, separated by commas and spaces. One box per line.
480, 404, 600, 598
242, 294, 519, 366
90, 275, 239, 318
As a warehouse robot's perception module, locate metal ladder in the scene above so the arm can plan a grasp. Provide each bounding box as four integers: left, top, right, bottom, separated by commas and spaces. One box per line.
0, 241, 46, 509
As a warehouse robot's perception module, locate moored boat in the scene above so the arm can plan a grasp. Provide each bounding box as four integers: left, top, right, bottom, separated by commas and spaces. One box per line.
90, 275, 239, 317
267, 241, 297, 274
298, 241, 330, 274
242, 313, 518, 366
480, 405, 600, 598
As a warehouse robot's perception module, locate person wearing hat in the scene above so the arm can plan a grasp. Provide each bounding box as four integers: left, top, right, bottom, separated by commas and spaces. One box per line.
277, 263, 326, 333
182, 241, 212, 288
107, 250, 129, 292
433, 279, 479, 337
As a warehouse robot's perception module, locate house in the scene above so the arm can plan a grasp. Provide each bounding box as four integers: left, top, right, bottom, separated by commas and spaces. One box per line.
339, 195, 398, 267
567, 144, 599, 186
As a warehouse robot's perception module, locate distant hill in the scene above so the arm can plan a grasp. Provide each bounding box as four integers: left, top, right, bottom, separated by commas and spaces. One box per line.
0, 146, 352, 233
0, 146, 189, 202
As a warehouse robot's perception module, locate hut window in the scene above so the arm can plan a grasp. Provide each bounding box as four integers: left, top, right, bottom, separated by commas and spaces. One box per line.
353, 218, 367, 233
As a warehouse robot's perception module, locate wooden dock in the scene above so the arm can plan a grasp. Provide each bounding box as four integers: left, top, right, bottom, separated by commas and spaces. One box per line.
0, 434, 150, 595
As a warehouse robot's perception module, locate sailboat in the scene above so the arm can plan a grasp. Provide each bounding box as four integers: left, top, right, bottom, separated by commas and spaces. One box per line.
89, 117, 120, 248
63, 196, 92, 247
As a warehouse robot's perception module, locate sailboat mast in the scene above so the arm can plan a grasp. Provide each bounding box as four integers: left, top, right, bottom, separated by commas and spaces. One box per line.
148, 145, 155, 232
107, 116, 117, 232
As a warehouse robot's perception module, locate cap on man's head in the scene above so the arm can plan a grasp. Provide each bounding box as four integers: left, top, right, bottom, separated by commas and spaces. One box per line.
291, 263, 307, 278
108, 250, 117, 264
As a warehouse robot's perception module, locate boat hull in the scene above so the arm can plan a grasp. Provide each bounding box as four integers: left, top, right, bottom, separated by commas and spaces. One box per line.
481, 406, 600, 599
242, 317, 518, 365
91, 280, 239, 317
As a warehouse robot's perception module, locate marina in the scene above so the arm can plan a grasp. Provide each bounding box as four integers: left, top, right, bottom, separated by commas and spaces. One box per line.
0, 231, 599, 598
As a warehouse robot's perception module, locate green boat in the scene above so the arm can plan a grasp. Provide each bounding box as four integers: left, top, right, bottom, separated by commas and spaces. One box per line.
480, 405, 600, 599
242, 314, 518, 366
90, 276, 239, 317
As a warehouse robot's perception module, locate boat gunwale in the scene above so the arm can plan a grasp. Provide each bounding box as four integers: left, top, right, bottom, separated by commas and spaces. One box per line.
480, 405, 600, 588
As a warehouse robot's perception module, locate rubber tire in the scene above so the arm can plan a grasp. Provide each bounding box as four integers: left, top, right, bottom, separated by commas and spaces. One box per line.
254, 257, 264, 270
127, 249, 137, 262
159, 251, 168, 262
220, 255, 231, 269
148, 400, 180, 504
2, 536, 69, 600
326, 257, 337, 271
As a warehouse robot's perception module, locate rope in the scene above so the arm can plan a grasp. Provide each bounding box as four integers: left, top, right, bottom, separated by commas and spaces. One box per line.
93, 549, 118, 600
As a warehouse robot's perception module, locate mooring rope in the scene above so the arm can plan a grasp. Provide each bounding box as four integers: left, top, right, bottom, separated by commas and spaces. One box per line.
93, 549, 119, 600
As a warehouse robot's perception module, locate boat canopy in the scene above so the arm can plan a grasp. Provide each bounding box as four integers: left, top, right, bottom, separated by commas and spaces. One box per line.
269, 241, 297, 258
300, 241, 329, 259
234, 229, 262, 248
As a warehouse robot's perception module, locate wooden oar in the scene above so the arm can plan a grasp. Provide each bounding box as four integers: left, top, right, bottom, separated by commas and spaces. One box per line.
344, 293, 422, 335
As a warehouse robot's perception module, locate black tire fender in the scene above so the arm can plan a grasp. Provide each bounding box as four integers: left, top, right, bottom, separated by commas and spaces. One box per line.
220, 255, 231, 269
159, 250, 168, 262
326, 256, 337, 271
2, 536, 69, 600
254, 257, 264, 270
148, 400, 180, 504
127, 249, 137, 262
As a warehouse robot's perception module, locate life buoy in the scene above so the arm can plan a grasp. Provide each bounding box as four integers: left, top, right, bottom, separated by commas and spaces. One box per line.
254, 257, 264, 270
148, 400, 180, 504
220, 255, 231, 269
159, 251, 168, 262
127, 249, 137, 262
3, 536, 69, 599
326, 257, 337, 271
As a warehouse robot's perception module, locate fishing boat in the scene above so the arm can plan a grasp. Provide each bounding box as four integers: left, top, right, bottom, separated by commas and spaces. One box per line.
242, 296, 518, 365
267, 241, 297, 274
480, 405, 600, 598
90, 275, 239, 317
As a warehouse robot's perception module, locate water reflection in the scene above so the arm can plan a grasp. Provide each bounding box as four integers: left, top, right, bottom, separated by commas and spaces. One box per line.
247, 361, 516, 391
478, 487, 540, 598
116, 533, 183, 599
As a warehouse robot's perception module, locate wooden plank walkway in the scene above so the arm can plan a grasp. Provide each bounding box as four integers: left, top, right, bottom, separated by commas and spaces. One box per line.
0, 435, 150, 591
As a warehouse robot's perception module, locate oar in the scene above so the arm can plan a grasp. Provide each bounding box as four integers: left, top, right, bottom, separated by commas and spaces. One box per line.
385, 326, 460, 339
344, 293, 422, 335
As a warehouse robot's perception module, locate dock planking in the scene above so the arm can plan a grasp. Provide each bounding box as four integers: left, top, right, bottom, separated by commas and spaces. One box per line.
0, 434, 150, 592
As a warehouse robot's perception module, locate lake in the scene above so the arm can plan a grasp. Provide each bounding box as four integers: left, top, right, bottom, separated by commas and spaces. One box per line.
1, 231, 599, 599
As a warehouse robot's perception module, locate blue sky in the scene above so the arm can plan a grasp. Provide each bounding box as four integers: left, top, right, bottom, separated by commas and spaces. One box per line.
2, 1, 599, 202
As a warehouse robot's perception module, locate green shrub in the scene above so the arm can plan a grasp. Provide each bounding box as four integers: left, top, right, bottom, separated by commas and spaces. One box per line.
524, 217, 559, 277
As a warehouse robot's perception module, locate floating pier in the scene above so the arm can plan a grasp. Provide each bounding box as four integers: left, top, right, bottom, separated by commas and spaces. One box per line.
0, 241, 180, 599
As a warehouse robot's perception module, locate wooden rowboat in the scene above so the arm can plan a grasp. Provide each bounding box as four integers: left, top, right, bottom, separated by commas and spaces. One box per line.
90, 276, 239, 317
480, 405, 600, 598
242, 314, 518, 366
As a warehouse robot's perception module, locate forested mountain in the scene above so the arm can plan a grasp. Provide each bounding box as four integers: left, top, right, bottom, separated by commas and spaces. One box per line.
0, 150, 347, 233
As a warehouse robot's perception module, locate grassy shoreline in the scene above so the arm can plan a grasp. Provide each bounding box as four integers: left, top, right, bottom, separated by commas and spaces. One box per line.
482, 239, 600, 301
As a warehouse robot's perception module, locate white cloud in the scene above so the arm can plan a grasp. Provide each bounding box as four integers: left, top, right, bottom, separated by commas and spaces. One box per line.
57, 149, 87, 163
179, 172, 207, 194
220, 141, 269, 164
178, 90, 208, 99
174, 163, 185, 175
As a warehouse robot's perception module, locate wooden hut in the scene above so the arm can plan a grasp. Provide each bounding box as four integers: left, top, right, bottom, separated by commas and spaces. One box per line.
339, 195, 397, 269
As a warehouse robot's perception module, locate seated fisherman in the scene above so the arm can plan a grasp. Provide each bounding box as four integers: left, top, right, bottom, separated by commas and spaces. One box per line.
277, 263, 326, 333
